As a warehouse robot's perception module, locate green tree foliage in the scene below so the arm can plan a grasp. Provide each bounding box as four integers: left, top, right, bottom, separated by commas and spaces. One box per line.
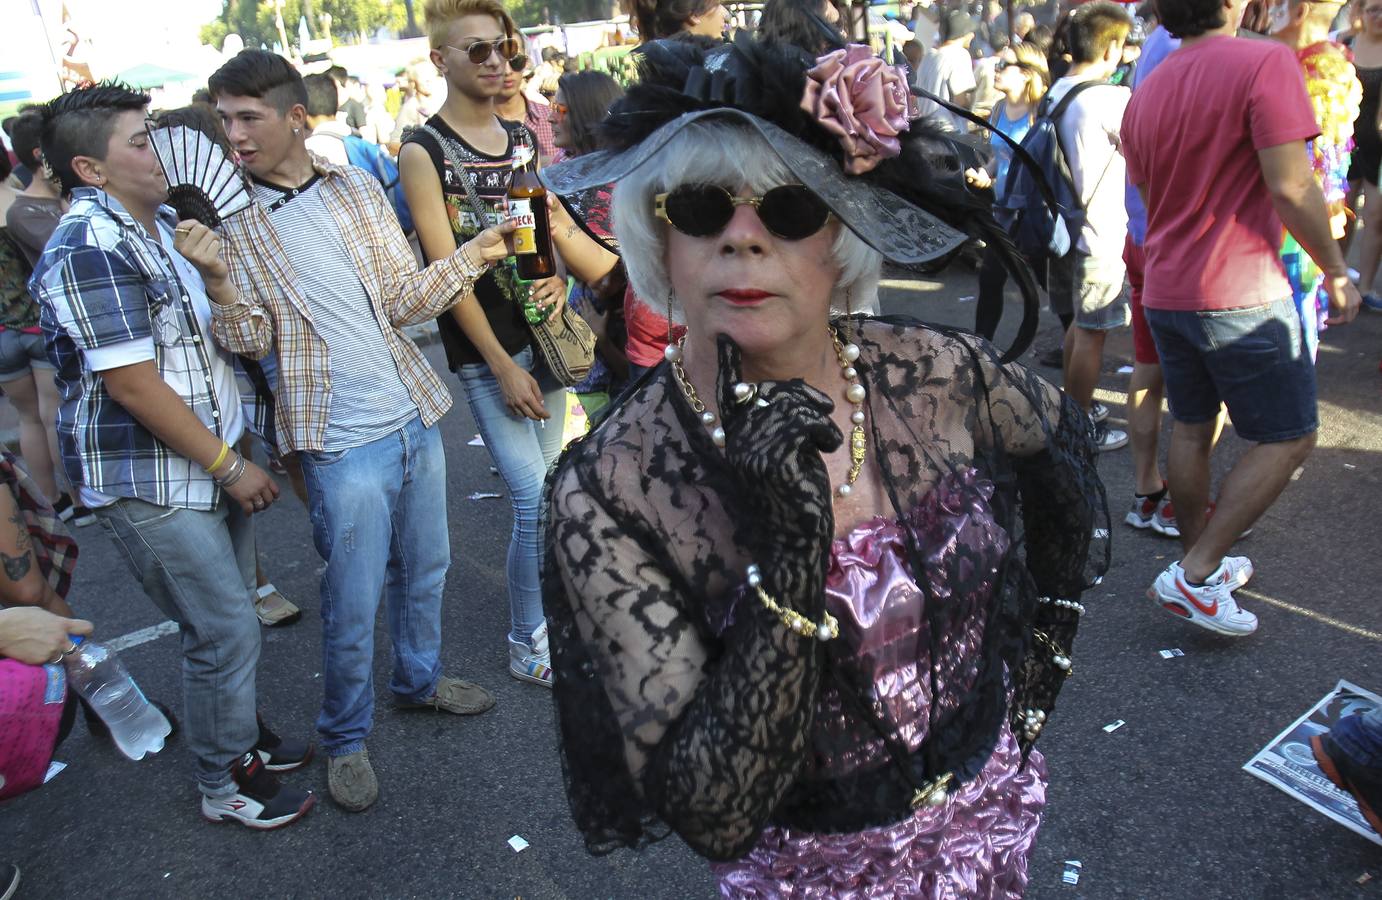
201, 0, 407, 50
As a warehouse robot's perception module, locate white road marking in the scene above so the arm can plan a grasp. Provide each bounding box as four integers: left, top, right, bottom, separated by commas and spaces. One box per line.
1237, 588, 1382, 642
106, 620, 179, 652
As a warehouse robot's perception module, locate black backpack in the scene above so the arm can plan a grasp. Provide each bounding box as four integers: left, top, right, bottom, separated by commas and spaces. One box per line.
992, 80, 1105, 261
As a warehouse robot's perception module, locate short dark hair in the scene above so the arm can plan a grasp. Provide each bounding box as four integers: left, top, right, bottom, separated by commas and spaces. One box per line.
9, 112, 43, 170
556, 71, 624, 156
208, 49, 308, 115
0, 148, 10, 183
327, 65, 349, 86
1066, 1, 1132, 63
36, 81, 150, 192
303, 73, 339, 117
1154, 0, 1224, 38
757, 0, 843, 55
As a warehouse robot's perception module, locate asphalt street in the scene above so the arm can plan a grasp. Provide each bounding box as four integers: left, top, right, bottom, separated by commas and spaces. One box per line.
3, 266, 1380, 899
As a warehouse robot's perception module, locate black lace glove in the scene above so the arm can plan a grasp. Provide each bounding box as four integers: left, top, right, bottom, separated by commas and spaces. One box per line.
714, 333, 841, 616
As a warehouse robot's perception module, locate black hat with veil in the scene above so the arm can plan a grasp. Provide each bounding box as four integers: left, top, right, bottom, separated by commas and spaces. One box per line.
540, 33, 1042, 362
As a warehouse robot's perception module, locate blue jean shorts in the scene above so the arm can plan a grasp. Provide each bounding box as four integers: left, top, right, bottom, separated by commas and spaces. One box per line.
1144, 295, 1317, 443
1048, 252, 1130, 331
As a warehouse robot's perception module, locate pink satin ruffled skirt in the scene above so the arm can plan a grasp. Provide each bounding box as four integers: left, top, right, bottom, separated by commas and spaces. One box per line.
711, 731, 1046, 899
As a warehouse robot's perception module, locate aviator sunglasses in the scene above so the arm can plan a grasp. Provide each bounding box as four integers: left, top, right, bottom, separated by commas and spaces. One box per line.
448, 36, 523, 65
653, 184, 831, 241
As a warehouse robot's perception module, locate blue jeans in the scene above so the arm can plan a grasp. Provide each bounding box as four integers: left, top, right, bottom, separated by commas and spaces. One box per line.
95, 496, 258, 797
1144, 296, 1317, 443
457, 346, 565, 645
298, 416, 448, 757
1334, 706, 1382, 770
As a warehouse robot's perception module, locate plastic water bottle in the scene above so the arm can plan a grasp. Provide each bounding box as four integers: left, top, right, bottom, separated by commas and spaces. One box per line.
62, 636, 171, 761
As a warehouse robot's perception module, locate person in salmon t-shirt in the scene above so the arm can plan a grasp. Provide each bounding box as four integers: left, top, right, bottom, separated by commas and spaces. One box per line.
1121, 0, 1362, 638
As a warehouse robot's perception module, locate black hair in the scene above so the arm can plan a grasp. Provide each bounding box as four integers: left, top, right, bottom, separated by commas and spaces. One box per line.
303, 72, 339, 117
327, 65, 349, 84
1065, 1, 1132, 63
556, 71, 625, 156
1154, 0, 1225, 38
1, 116, 16, 139
208, 49, 308, 115
10, 111, 43, 170
757, 0, 844, 55
0, 149, 10, 182
622, 0, 723, 40
36, 81, 150, 192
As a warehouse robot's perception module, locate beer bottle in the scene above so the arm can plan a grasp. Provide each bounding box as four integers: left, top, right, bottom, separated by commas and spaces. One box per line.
508, 132, 556, 282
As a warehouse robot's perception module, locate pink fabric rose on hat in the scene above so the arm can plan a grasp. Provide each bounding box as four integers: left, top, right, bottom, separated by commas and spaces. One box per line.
800, 44, 913, 175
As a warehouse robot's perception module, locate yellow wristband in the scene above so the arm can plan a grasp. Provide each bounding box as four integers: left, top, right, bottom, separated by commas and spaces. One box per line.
206, 440, 230, 474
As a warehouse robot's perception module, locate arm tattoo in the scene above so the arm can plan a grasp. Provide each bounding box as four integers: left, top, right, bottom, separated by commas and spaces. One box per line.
1, 551, 31, 582
10, 510, 31, 555
564, 224, 579, 240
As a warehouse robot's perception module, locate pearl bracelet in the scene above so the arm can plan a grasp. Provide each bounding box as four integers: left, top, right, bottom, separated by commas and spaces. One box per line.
1036, 596, 1085, 615
746, 565, 839, 642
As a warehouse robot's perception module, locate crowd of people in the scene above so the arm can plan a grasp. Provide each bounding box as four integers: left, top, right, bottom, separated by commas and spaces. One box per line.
1, 0, 1380, 894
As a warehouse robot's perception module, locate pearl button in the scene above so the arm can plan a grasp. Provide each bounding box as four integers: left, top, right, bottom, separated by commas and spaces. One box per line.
701, 411, 717, 426
711, 427, 726, 448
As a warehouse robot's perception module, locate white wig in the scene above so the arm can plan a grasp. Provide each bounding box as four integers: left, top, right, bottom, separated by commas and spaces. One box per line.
609, 119, 883, 319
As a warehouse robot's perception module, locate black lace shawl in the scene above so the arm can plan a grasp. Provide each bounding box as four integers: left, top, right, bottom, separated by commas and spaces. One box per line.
541, 316, 1110, 861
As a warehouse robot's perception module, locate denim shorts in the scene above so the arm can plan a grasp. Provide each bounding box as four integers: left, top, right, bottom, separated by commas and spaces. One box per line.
1144, 295, 1317, 443
1048, 252, 1130, 331
0, 329, 53, 381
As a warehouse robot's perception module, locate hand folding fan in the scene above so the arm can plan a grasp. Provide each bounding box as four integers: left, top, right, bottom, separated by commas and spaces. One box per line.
147, 106, 252, 228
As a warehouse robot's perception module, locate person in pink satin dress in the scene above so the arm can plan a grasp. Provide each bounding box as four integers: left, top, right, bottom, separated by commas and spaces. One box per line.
540, 34, 1108, 897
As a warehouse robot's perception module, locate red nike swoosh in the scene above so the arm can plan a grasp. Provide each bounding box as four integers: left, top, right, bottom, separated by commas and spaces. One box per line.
1175, 577, 1218, 617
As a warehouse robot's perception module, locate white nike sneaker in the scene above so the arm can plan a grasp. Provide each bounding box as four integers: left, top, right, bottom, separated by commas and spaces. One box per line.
1147, 560, 1258, 636
1221, 555, 1253, 590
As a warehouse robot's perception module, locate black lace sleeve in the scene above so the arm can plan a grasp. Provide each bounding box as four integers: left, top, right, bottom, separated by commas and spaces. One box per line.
960, 335, 1110, 749
544, 437, 826, 861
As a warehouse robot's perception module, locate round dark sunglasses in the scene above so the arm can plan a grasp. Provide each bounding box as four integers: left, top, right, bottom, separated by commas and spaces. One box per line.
653, 184, 831, 241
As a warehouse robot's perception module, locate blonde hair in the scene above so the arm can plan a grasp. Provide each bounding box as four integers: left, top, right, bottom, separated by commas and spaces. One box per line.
1011, 42, 1050, 109
422, 0, 516, 48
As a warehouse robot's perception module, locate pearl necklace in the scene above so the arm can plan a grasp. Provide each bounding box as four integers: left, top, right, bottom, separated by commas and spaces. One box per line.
667, 328, 867, 498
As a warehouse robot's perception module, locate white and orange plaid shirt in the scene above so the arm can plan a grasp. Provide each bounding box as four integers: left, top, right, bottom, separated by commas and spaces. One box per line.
214, 157, 474, 453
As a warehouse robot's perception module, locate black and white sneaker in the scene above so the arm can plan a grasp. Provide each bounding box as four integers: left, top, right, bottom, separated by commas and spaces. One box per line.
202, 751, 315, 830
256, 715, 313, 772
1094, 422, 1129, 453
1, 862, 19, 900
1090, 400, 1110, 424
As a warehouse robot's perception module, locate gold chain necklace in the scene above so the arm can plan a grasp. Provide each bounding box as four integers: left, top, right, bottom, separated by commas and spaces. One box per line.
669, 328, 867, 498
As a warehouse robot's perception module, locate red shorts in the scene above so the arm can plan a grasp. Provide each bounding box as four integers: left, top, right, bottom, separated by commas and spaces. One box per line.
1122, 234, 1159, 365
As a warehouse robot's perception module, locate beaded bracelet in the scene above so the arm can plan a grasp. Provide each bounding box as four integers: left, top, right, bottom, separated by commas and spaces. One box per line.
746, 565, 839, 642
1036, 596, 1086, 615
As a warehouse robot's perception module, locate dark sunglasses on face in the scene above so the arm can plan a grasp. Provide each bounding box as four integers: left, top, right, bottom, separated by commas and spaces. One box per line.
509, 53, 530, 72
995, 59, 1031, 73
654, 184, 831, 241
449, 36, 522, 65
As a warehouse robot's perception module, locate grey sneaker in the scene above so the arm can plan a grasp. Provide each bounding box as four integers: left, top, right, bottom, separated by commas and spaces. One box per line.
395, 676, 496, 715
328, 747, 378, 813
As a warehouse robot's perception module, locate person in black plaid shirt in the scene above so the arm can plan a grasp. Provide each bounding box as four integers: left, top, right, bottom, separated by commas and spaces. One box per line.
27, 82, 315, 831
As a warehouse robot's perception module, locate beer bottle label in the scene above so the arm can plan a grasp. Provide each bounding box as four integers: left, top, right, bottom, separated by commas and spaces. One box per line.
510, 198, 537, 255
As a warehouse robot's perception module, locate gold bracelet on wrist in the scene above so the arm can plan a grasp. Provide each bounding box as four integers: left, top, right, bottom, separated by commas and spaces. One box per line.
746, 565, 839, 642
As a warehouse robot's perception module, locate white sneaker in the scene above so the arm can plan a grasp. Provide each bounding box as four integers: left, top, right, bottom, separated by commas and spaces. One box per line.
509, 620, 553, 687
1147, 560, 1258, 636
1221, 555, 1253, 589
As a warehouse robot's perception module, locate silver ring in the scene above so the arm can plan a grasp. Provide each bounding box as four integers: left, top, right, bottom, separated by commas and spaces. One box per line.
62, 640, 77, 657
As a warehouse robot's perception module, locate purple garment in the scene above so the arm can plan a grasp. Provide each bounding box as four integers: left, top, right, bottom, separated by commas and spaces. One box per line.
712, 470, 1047, 898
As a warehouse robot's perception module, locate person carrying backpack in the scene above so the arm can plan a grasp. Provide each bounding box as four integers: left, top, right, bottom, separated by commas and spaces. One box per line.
303, 73, 415, 235
1042, 1, 1134, 452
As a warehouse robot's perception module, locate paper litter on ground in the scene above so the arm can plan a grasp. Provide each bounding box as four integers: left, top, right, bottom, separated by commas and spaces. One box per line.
508, 835, 530, 853
1103, 720, 1126, 733
957, 295, 976, 303
43, 760, 66, 783
1159, 648, 1184, 659
468, 492, 503, 500
1117, 365, 1135, 374
1243, 679, 1382, 847
467, 435, 485, 447
1062, 860, 1082, 885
